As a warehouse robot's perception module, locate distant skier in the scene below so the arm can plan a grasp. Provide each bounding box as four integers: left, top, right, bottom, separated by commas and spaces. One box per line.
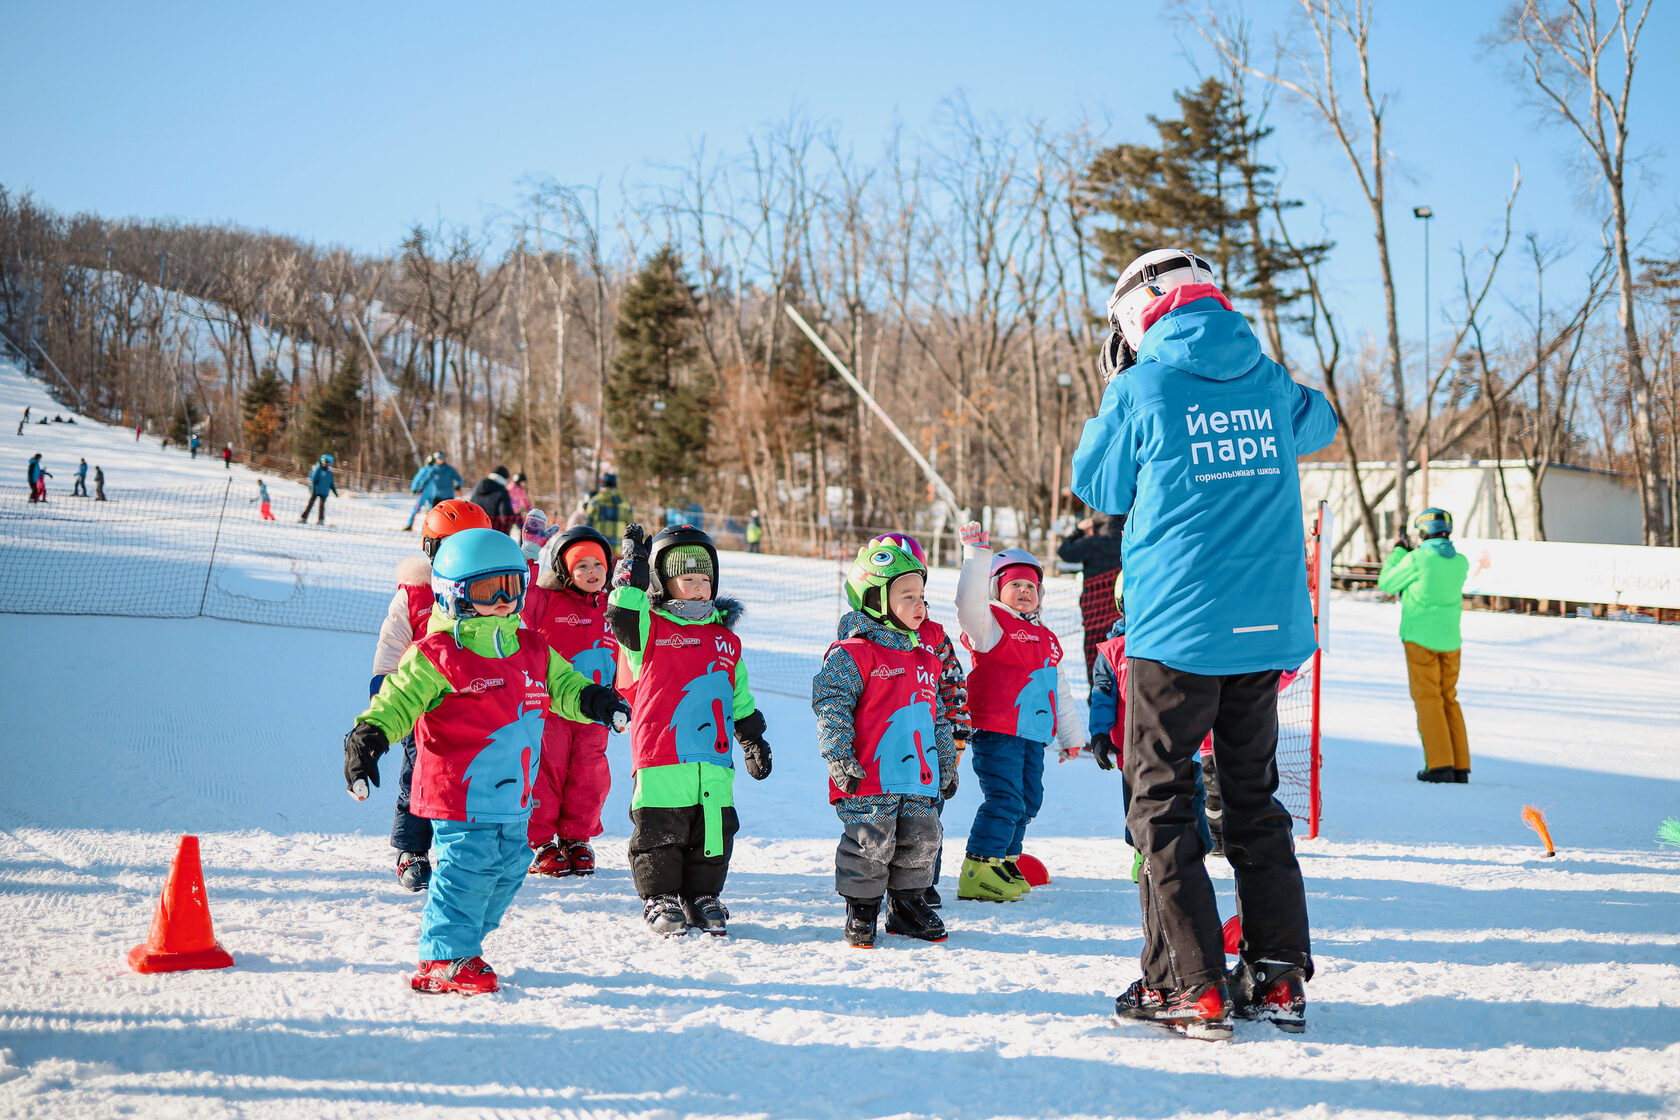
26, 454, 49, 502
1072, 247, 1337, 1039
72, 458, 88, 497
222, 444, 232, 469
93, 465, 105, 501
468, 465, 518, 534
745, 510, 764, 553
1378, 508, 1472, 784
953, 523, 1081, 903
189, 433, 199, 459
507, 472, 531, 518
342, 527, 630, 995
300, 454, 337, 524
1057, 512, 1125, 684
585, 472, 630, 541
403, 451, 462, 531
253, 479, 275, 520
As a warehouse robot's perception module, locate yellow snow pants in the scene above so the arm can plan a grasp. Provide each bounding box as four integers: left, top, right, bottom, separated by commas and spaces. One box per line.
1403, 641, 1471, 772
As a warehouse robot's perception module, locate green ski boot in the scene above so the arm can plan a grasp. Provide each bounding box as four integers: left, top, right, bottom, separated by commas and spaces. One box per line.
1003, 858, 1031, 895
957, 855, 1020, 902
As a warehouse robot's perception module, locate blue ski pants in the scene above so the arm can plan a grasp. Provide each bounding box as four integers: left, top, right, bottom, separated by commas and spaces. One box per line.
417, 819, 533, 961
966, 730, 1045, 859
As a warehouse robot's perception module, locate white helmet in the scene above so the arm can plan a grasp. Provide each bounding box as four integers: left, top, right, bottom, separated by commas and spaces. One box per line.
1106, 248, 1218, 349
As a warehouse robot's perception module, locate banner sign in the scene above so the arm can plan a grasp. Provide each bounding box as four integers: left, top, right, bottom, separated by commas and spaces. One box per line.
1456, 537, 1680, 609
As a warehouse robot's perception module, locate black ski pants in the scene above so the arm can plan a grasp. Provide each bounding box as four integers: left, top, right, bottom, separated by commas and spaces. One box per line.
1124, 657, 1312, 990
301, 493, 328, 523
628, 804, 738, 899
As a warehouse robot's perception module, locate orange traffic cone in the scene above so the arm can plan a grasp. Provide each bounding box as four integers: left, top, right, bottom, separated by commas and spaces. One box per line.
127, 835, 234, 973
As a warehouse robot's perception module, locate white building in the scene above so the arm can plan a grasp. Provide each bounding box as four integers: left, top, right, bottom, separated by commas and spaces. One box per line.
1298, 460, 1654, 559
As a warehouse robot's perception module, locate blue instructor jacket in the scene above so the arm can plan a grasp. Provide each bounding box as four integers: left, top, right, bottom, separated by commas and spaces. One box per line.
1071, 297, 1338, 675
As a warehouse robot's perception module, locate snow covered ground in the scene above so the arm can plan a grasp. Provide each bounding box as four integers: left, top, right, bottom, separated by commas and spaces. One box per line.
2, 363, 1679, 1119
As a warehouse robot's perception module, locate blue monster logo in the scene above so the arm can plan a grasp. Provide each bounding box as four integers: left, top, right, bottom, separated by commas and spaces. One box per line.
876, 700, 938, 795
461, 709, 544, 820
569, 642, 616, 687
670, 662, 735, 767
1015, 660, 1059, 742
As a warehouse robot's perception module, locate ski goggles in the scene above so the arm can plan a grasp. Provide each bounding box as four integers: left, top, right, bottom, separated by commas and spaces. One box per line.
868, 533, 926, 565
460, 570, 527, 607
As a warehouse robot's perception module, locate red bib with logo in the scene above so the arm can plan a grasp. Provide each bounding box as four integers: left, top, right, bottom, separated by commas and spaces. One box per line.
524, 584, 617, 686
403, 583, 434, 644
620, 613, 741, 772
828, 637, 943, 803
963, 605, 1062, 742
410, 633, 551, 824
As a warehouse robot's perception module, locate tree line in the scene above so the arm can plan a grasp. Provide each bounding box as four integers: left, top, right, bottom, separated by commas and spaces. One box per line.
1, 0, 1674, 552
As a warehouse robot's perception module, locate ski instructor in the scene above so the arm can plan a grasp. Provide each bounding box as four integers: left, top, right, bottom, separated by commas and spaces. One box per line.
1071, 249, 1337, 1040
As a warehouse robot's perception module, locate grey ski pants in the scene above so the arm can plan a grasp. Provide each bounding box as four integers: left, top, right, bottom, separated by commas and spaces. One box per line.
834, 797, 942, 899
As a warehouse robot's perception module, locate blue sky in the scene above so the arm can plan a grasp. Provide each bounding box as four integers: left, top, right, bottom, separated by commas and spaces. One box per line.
4, 0, 1675, 357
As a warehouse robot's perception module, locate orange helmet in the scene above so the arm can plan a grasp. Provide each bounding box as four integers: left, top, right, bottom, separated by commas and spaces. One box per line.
421, 499, 492, 558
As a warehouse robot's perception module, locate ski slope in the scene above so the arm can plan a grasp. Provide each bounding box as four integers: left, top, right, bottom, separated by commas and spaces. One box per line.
2, 363, 1679, 1120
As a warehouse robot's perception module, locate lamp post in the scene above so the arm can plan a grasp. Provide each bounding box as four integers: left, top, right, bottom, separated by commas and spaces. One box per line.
1051, 371, 1074, 555
1413, 205, 1434, 509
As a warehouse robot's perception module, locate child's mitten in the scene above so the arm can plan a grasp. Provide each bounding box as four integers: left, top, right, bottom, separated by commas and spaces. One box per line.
828, 755, 866, 795
735, 710, 772, 780
1090, 730, 1120, 771
939, 770, 958, 801
343, 722, 390, 799
957, 521, 988, 549
579, 683, 632, 732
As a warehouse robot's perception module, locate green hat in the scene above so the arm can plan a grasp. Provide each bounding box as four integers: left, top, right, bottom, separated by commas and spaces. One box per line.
661, 543, 714, 583
846, 539, 927, 632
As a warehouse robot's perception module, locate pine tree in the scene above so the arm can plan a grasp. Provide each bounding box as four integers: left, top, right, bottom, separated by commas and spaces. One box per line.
242, 363, 288, 455
293, 352, 363, 467
606, 247, 712, 509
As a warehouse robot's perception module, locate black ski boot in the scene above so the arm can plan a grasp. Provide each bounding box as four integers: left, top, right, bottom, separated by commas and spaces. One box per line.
1231, 958, 1308, 1033
681, 894, 729, 937
643, 894, 687, 937
1453, 769, 1470, 784
884, 888, 948, 943
396, 851, 431, 892
844, 897, 881, 948
1417, 766, 1455, 783
1112, 978, 1232, 1041
923, 883, 942, 909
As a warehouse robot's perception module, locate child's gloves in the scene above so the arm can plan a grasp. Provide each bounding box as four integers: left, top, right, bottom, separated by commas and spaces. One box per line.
957, 521, 988, 549
828, 755, 866, 795
615, 524, 650, 589
939, 770, 958, 801
579, 684, 632, 732
343, 722, 390, 800
735, 710, 772, 780
1090, 730, 1120, 771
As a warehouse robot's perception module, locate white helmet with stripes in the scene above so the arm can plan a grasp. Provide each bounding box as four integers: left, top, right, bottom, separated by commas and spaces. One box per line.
1106, 248, 1218, 350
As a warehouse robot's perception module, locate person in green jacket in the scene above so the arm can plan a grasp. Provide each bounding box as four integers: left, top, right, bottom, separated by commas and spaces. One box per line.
1377, 507, 1472, 783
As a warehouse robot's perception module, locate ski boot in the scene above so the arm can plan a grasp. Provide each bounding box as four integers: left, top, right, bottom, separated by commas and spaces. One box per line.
1231, 958, 1308, 1033
884, 888, 948, 942
1002, 858, 1031, 895
563, 839, 596, 876
396, 850, 431, 892
1417, 766, 1455, 783
923, 883, 942, 909
527, 842, 571, 877
681, 894, 729, 937
1112, 978, 1232, 1041
643, 893, 688, 937
1453, 769, 1470, 784
957, 855, 1020, 902
843, 897, 880, 948
411, 956, 499, 995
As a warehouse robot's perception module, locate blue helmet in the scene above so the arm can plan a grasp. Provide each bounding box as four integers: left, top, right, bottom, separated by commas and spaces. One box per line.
1413, 507, 1453, 539
431, 528, 529, 619
319, 453, 335, 465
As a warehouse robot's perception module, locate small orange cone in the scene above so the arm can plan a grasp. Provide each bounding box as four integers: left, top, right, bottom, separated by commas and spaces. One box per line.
127, 835, 234, 973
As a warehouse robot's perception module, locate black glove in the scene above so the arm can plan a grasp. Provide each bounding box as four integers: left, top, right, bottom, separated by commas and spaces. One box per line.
1392, 535, 1413, 552
940, 770, 959, 800
343, 722, 389, 797
735, 710, 772, 780
1091, 731, 1120, 771
579, 683, 631, 732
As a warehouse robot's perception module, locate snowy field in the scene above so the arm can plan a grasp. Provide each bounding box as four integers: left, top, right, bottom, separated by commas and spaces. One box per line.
2, 365, 1679, 1119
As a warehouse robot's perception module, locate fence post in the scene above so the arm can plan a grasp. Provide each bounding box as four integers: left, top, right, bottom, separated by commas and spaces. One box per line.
198, 478, 232, 617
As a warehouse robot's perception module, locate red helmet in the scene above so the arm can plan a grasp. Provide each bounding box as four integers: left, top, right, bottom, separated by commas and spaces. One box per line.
421, 499, 492, 558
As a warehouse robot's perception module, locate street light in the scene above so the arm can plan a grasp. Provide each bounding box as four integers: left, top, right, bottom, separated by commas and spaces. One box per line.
1052, 371, 1075, 551
1413, 205, 1434, 507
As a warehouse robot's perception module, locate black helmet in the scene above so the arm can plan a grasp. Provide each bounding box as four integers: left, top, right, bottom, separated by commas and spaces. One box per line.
648, 524, 718, 598
600, 471, 618, 489
543, 525, 614, 590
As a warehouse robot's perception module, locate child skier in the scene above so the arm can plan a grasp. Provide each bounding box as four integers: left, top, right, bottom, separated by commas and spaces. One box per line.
369, 498, 493, 891
607, 523, 772, 937
815, 537, 958, 947
523, 525, 618, 876
253, 480, 275, 521
342, 527, 631, 995
519, 508, 556, 563
953, 522, 1082, 902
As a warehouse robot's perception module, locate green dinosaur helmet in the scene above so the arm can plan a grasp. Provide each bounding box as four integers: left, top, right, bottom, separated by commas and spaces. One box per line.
845, 538, 928, 631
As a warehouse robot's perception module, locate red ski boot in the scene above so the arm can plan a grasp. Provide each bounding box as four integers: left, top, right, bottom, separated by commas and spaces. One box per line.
562, 839, 595, 876
1112, 978, 1233, 1041
527, 842, 572, 877
411, 956, 499, 995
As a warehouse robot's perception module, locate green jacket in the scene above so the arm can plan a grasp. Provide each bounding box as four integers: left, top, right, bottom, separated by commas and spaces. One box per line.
359, 610, 590, 740
1377, 538, 1469, 652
